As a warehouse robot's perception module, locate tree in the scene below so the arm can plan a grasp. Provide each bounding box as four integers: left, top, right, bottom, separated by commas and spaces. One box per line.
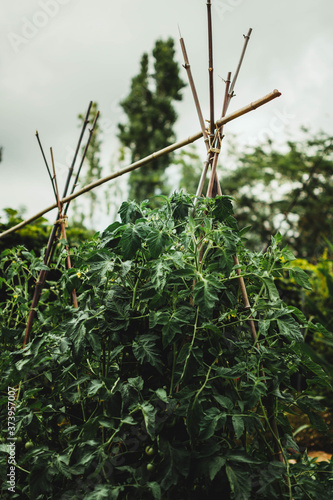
118, 38, 186, 201
221, 130, 333, 259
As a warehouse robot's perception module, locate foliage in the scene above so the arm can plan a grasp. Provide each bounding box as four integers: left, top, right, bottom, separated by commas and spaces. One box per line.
0, 208, 94, 258
222, 130, 333, 259
276, 246, 333, 404
0, 209, 50, 256
0, 195, 332, 499
118, 38, 186, 202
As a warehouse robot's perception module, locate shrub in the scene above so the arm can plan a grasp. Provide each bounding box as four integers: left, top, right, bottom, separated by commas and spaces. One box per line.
0, 194, 332, 499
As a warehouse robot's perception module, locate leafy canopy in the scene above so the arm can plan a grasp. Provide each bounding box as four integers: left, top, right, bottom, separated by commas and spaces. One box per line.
0, 194, 332, 499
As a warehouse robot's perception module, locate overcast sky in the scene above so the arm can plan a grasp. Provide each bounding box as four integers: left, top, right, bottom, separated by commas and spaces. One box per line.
1, 0, 332, 229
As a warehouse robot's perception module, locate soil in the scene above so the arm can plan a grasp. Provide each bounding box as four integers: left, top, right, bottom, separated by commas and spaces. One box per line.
287, 409, 333, 462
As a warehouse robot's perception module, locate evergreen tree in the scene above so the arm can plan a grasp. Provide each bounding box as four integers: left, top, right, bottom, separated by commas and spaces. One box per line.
118, 38, 186, 201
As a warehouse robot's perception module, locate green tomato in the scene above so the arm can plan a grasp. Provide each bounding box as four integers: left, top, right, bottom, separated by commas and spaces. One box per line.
145, 446, 154, 456
146, 463, 155, 472
25, 441, 34, 450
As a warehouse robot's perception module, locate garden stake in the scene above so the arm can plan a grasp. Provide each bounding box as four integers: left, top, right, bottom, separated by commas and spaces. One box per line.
50, 147, 78, 309
23, 101, 95, 346
206, 28, 252, 197
206, 71, 231, 198
45, 101, 94, 266
0, 90, 281, 239
36, 131, 57, 202
207, 0, 215, 146
64, 110, 100, 216
46, 109, 100, 267
179, 33, 222, 198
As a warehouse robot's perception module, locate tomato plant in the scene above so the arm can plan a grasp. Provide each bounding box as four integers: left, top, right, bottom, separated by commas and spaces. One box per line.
0, 194, 332, 499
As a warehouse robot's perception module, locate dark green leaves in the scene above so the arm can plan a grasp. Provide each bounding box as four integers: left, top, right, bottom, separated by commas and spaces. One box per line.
120, 223, 148, 259
289, 266, 312, 290
132, 334, 162, 373
146, 228, 172, 258
1, 195, 330, 500
193, 275, 224, 315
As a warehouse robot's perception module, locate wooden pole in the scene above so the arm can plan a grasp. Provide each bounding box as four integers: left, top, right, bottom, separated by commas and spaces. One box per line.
206, 71, 232, 198
49, 148, 78, 309
36, 131, 57, 202
179, 33, 222, 197
179, 34, 209, 148
206, 28, 253, 198
207, 0, 215, 144
0, 90, 281, 239
64, 111, 100, 216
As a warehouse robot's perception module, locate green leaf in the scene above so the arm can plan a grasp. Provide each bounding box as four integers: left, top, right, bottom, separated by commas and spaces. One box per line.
147, 482, 161, 500
118, 200, 142, 224
128, 376, 144, 391
208, 456, 226, 481
232, 415, 245, 439
139, 402, 157, 439
216, 362, 247, 379
199, 407, 226, 439
87, 379, 104, 396
85, 485, 123, 500
262, 276, 280, 302
213, 196, 234, 221
150, 259, 171, 291
120, 223, 147, 259
226, 464, 251, 500
132, 334, 162, 373
213, 393, 233, 411
193, 276, 223, 315
281, 246, 296, 261
276, 315, 303, 342
290, 266, 312, 290
147, 228, 172, 258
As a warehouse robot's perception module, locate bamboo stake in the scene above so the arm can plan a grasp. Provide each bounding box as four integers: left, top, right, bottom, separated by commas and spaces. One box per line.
206, 71, 232, 198
62, 101, 93, 200
206, 29, 252, 197
50, 147, 78, 309
45, 110, 100, 268
36, 131, 57, 202
64, 111, 100, 216
179, 33, 209, 148
179, 33, 222, 198
0, 90, 281, 239
22, 102, 94, 346
207, 0, 215, 144
200, 30, 253, 197
229, 28, 252, 103
41, 101, 94, 268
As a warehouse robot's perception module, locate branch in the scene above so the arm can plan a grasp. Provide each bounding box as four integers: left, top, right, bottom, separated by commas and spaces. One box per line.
0, 89, 281, 238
